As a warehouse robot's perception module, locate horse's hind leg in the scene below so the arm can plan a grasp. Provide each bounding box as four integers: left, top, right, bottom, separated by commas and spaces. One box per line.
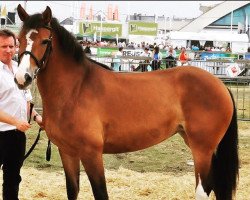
179, 127, 213, 197
192, 149, 214, 198
80, 150, 108, 200
59, 149, 80, 200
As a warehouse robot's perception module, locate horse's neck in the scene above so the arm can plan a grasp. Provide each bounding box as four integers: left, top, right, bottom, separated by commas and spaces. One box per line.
37, 58, 84, 110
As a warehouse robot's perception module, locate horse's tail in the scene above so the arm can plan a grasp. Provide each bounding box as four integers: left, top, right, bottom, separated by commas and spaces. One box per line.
212, 89, 239, 200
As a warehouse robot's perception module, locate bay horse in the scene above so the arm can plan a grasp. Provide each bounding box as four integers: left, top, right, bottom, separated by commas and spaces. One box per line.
15, 5, 239, 200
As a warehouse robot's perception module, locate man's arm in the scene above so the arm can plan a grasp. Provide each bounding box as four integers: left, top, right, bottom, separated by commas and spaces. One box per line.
31, 109, 43, 129
0, 109, 30, 132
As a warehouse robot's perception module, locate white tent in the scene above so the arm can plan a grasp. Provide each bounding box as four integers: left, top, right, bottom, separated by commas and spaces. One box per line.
167, 31, 249, 53
168, 31, 249, 43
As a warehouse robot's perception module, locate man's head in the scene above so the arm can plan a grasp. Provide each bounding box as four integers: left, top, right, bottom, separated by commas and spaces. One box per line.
0, 29, 16, 65
119, 47, 123, 52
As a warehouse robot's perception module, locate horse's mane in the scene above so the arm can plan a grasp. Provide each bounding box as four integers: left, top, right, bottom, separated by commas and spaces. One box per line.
22, 13, 112, 71
86, 57, 113, 71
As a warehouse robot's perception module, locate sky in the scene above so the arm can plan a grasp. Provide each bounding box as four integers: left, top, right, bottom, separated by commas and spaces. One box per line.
2, 1, 223, 22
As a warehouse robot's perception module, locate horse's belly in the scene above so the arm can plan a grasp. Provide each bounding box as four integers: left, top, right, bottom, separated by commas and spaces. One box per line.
103, 127, 175, 154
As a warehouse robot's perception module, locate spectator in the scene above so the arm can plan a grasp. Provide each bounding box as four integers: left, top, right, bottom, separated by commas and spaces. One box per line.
151, 46, 162, 70
165, 46, 176, 68
226, 46, 231, 52
178, 47, 190, 66
84, 42, 92, 55
220, 46, 226, 52
191, 45, 199, 51
200, 45, 205, 51
137, 47, 152, 72
112, 47, 123, 71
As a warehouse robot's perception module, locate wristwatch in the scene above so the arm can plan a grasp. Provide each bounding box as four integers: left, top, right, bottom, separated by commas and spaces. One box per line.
33, 114, 39, 121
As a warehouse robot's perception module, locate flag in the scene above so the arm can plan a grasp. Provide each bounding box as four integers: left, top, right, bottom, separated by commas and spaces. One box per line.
113, 5, 118, 20
80, 2, 86, 19
1, 5, 7, 19
88, 5, 93, 20
107, 4, 112, 20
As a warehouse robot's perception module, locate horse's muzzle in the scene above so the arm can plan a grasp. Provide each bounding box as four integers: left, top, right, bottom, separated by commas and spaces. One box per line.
14, 73, 32, 90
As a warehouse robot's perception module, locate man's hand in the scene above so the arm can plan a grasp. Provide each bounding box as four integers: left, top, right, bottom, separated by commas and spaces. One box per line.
15, 120, 31, 132
34, 115, 44, 129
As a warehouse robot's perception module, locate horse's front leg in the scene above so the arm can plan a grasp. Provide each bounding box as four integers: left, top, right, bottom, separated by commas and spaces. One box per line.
81, 149, 108, 200
59, 149, 80, 200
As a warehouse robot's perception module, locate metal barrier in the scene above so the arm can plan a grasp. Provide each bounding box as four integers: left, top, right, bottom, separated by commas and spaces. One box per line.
190, 59, 250, 76
219, 76, 250, 121
90, 56, 250, 75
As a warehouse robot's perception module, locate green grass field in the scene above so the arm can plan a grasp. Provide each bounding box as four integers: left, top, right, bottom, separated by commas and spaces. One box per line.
24, 122, 250, 174
17, 122, 250, 200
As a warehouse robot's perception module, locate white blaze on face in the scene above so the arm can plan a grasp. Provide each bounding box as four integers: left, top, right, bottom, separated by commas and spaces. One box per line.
15, 29, 38, 85
195, 174, 209, 200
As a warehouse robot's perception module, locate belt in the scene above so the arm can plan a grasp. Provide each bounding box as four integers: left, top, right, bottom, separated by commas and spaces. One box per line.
0, 129, 22, 133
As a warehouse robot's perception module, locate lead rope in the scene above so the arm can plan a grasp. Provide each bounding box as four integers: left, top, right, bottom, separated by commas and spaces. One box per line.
24, 101, 51, 161
24, 102, 41, 160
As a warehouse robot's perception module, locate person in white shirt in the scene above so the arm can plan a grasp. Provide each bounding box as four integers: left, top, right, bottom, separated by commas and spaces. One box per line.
112, 47, 123, 71
165, 46, 177, 68
0, 29, 42, 200
139, 47, 152, 72
141, 46, 152, 58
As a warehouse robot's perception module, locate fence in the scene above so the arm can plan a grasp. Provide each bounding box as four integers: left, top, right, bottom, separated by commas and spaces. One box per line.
30, 58, 250, 121
89, 56, 250, 74
220, 76, 250, 121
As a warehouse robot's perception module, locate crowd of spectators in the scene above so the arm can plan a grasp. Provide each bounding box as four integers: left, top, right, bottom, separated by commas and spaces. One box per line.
79, 39, 250, 72
80, 39, 233, 54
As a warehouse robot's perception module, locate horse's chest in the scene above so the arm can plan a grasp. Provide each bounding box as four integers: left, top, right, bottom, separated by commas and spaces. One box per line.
45, 122, 82, 154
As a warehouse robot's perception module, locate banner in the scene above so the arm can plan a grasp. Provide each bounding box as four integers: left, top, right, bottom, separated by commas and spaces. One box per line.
200, 52, 238, 60
226, 63, 242, 77
79, 22, 122, 37
128, 21, 158, 36
0, 5, 7, 19
97, 47, 167, 57
97, 48, 118, 57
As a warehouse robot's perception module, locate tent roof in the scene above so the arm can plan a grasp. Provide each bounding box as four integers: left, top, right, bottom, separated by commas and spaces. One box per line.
168, 31, 249, 42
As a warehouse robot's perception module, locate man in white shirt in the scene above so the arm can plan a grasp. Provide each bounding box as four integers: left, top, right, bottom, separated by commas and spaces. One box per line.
139, 47, 152, 71
0, 29, 42, 200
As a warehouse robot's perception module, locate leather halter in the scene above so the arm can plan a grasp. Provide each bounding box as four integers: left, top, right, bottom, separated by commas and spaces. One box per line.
18, 25, 52, 78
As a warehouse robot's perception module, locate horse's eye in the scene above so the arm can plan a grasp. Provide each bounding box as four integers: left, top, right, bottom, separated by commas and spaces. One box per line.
42, 39, 50, 45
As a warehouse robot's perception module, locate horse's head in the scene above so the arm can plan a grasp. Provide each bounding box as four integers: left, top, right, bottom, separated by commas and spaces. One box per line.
14, 4, 52, 89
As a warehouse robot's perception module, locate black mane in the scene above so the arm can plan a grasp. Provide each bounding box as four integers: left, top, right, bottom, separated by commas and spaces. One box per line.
87, 57, 113, 71
22, 13, 112, 71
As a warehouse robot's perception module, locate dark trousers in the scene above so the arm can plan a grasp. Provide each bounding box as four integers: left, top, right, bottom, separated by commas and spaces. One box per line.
151, 60, 161, 71
0, 130, 26, 200
165, 56, 176, 68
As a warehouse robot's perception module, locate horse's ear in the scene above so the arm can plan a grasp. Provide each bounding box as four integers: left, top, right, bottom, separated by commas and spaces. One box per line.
17, 4, 29, 22
42, 6, 52, 24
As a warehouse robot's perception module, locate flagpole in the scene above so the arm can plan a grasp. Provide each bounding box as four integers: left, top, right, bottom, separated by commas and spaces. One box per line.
24, 0, 27, 11
245, 14, 248, 33
100, 9, 103, 41
230, 11, 233, 33
230, 3, 233, 50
